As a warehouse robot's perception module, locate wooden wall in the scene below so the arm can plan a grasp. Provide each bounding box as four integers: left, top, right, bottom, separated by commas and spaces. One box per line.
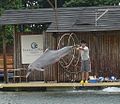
14, 32, 44, 81
76, 31, 120, 78
14, 30, 120, 82
43, 32, 58, 81
14, 31, 58, 81
57, 31, 120, 82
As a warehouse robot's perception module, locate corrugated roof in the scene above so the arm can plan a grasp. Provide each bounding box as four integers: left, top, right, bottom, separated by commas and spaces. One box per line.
0, 9, 53, 25
1, 6, 120, 32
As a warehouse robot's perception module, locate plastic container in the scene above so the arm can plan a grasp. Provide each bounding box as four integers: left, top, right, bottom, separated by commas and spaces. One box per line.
88, 79, 98, 83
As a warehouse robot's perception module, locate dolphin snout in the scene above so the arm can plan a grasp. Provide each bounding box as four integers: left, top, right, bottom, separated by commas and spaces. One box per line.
26, 68, 32, 78
26, 71, 31, 78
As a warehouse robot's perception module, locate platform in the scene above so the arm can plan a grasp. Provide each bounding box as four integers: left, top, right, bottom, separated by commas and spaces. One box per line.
0, 82, 120, 91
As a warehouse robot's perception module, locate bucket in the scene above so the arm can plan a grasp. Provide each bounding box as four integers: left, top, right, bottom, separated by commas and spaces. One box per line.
88, 79, 98, 83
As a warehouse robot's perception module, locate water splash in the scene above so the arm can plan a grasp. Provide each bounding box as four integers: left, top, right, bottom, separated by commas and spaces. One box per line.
102, 87, 120, 92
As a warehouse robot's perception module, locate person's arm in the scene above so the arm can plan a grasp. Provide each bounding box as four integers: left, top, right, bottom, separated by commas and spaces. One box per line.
76, 46, 86, 51
79, 47, 84, 50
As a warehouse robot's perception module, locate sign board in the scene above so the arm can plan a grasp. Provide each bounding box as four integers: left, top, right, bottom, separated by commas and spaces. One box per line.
21, 35, 43, 64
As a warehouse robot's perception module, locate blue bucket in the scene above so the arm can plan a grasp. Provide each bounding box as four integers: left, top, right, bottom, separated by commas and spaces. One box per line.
88, 79, 98, 83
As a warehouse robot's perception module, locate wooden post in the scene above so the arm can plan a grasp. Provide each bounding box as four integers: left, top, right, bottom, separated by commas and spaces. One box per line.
2, 25, 8, 83
47, 0, 58, 31
53, 33, 58, 82
93, 32, 99, 77
43, 31, 46, 82
13, 25, 17, 68
55, 0, 58, 31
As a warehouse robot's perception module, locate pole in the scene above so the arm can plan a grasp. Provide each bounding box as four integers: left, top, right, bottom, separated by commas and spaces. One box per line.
47, 0, 59, 82
2, 26, 8, 83
54, 0, 58, 31
93, 32, 99, 77
47, 0, 55, 9
47, 0, 58, 31
13, 25, 17, 68
55, 0, 57, 9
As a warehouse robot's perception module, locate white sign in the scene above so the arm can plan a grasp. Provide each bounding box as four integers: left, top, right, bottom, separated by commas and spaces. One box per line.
21, 35, 43, 64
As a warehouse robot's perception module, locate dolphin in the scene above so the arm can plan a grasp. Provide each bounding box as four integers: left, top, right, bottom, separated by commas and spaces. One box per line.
26, 46, 74, 77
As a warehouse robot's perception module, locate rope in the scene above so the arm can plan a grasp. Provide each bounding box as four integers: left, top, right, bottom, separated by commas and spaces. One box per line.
57, 33, 81, 74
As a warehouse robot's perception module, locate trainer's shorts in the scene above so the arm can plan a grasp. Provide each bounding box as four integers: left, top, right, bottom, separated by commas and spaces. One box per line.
81, 60, 91, 72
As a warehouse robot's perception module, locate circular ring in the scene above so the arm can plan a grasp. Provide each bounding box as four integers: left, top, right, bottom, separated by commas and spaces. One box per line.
57, 33, 81, 74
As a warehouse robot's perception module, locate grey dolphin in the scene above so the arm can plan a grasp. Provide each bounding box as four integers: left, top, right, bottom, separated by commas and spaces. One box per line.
26, 46, 73, 77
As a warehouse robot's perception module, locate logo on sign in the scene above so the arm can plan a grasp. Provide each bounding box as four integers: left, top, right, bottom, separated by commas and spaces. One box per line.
31, 42, 38, 49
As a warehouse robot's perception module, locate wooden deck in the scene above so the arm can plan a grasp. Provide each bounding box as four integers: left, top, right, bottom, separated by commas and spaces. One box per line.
0, 82, 120, 91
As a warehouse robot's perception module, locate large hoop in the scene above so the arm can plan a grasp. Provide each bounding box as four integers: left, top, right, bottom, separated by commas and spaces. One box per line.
57, 33, 81, 74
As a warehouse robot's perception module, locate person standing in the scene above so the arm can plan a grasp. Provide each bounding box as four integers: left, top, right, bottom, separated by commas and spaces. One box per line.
77, 40, 91, 85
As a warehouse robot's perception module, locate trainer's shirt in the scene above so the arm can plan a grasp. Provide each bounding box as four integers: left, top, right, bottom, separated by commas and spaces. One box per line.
80, 46, 89, 61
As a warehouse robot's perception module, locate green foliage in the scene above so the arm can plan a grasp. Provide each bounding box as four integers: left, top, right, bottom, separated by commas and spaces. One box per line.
5, 25, 14, 46
17, 23, 50, 33
0, 0, 22, 9
23, 0, 65, 9
23, 0, 51, 8
0, 0, 23, 48
64, 0, 120, 7
0, 25, 14, 48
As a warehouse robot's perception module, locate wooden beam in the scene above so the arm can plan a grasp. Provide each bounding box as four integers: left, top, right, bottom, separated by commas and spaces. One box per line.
0, 82, 120, 88
54, 0, 58, 31
52, 33, 58, 82
47, 0, 58, 31
55, 0, 57, 9
93, 32, 99, 77
2, 25, 8, 83
13, 25, 17, 68
47, 0, 55, 10
97, 8, 120, 11
96, 9, 108, 21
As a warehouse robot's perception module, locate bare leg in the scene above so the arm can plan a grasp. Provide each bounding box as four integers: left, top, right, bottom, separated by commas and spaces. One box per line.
81, 72, 85, 80
85, 72, 89, 80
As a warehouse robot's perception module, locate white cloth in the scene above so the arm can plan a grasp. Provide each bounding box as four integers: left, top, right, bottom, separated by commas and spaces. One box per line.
80, 46, 89, 61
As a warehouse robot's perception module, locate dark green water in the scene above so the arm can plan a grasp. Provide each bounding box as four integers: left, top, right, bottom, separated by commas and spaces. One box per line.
0, 90, 120, 104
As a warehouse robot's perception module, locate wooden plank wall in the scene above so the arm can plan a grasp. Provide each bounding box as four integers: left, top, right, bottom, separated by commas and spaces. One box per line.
14, 32, 58, 81
14, 32, 45, 81
14, 31, 120, 82
57, 31, 120, 82
43, 32, 58, 82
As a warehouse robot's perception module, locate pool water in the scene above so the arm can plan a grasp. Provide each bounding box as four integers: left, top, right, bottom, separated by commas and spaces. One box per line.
0, 89, 120, 104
